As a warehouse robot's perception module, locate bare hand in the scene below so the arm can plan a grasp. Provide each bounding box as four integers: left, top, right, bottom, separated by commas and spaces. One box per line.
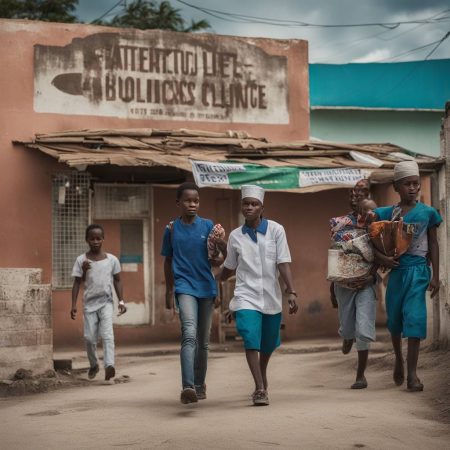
82, 260, 91, 273
288, 297, 298, 315
214, 296, 221, 309
70, 308, 77, 320
165, 290, 174, 310
428, 277, 440, 298
214, 237, 227, 253
118, 303, 127, 316
378, 254, 399, 269
224, 310, 234, 324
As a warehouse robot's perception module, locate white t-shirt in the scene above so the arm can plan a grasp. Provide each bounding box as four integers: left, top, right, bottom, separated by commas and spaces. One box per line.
72, 253, 121, 313
224, 219, 291, 314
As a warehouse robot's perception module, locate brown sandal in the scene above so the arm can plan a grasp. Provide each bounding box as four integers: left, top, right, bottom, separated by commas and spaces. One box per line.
407, 377, 424, 392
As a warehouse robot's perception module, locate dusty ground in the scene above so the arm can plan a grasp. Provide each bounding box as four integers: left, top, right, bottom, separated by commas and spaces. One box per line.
0, 342, 449, 450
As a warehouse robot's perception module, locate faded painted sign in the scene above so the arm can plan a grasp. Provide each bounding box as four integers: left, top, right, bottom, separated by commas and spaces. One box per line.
34, 32, 289, 124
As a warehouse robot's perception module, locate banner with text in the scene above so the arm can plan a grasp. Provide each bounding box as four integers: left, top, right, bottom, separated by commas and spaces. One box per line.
191, 161, 370, 189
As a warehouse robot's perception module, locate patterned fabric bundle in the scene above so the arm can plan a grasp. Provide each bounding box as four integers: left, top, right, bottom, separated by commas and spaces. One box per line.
207, 224, 225, 259
368, 218, 414, 258
328, 213, 374, 284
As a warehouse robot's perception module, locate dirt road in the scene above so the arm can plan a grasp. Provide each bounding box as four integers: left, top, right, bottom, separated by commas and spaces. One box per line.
1, 348, 449, 450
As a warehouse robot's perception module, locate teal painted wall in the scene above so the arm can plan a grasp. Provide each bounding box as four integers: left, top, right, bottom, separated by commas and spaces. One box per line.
310, 109, 443, 157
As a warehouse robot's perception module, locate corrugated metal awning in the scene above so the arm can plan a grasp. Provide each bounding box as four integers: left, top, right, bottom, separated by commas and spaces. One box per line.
16, 128, 443, 193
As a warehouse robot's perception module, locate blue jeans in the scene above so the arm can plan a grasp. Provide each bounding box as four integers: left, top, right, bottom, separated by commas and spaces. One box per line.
83, 302, 115, 368
176, 294, 214, 389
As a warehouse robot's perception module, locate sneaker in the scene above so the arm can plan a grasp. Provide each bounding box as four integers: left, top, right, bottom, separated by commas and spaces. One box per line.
105, 366, 116, 381
195, 384, 207, 400
252, 389, 269, 406
180, 387, 198, 404
88, 365, 99, 380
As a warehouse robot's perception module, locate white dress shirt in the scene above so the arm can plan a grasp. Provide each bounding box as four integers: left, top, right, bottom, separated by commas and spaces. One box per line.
224, 219, 292, 314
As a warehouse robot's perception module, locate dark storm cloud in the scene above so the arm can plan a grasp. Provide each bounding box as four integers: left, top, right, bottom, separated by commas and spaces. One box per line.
76, 0, 450, 62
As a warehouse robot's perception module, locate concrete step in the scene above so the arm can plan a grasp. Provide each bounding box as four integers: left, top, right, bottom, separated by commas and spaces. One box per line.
0, 269, 42, 286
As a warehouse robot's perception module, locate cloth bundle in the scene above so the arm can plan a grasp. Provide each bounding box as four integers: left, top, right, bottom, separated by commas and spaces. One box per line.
327, 214, 374, 284
368, 218, 413, 258
207, 224, 225, 259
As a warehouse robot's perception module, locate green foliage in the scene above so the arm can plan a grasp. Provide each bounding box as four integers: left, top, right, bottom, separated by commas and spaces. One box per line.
0, 0, 210, 33
0, 0, 78, 23
106, 0, 210, 32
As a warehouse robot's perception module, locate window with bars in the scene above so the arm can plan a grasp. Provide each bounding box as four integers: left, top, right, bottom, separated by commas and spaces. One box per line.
93, 184, 150, 219
52, 172, 90, 288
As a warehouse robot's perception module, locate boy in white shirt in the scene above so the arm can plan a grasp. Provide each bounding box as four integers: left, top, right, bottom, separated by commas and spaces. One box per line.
221, 185, 298, 406
71, 224, 127, 381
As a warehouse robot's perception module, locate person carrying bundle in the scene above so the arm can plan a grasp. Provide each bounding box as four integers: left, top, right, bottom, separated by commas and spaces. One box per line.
327, 180, 378, 390
372, 161, 441, 392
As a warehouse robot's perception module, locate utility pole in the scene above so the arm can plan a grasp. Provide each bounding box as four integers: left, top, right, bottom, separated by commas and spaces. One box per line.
438, 101, 450, 347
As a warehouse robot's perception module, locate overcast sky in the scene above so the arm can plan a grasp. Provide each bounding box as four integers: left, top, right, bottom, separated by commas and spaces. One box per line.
76, 0, 450, 63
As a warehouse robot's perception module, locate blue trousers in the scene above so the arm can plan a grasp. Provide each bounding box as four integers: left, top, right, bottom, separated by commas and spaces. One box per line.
385, 264, 430, 339
176, 294, 214, 389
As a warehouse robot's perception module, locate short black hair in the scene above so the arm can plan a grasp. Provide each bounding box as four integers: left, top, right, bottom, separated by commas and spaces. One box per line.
85, 224, 104, 240
176, 182, 199, 200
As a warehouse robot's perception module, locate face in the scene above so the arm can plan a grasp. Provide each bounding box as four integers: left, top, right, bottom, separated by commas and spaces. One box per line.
359, 199, 377, 215
241, 197, 263, 221
86, 228, 104, 251
394, 176, 420, 202
177, 189, 200, 216
349, 184, 370, 211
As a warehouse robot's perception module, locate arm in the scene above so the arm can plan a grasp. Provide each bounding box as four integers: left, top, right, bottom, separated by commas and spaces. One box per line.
71, 278, 81, 320
220, 267, 235, 281
428, 226, 439, 297
278, 262, 299, 315
330, 282, 338, 309
164, 256, 174, 309
113, 273, 126, 315
219, 234, 236, 282
209, 237, 228, 267
373, 247, 399, 270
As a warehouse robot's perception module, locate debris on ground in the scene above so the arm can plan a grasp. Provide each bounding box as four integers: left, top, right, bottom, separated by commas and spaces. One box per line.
0, 368, 89, 397
114, 375, 131, 384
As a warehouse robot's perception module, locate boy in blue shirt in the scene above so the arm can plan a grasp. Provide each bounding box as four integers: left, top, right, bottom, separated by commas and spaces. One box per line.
374, 161, 441, 392
161, 182, 226, 404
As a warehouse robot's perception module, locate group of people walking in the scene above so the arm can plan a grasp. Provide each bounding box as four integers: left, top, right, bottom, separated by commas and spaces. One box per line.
70, 159, 441, 406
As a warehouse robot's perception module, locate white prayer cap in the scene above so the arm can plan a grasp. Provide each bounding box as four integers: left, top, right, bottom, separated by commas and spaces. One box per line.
241, 185, 265, 204
394, 161, 420, 181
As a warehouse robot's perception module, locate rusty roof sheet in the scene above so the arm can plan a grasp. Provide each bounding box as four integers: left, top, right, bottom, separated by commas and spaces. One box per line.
17, 128, 442, 189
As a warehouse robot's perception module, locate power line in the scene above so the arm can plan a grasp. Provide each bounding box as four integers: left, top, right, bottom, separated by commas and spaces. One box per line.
91, 0, 125, 24
425, 31, 450, 60
176, 0, 450, 29
376, 32, 450, 62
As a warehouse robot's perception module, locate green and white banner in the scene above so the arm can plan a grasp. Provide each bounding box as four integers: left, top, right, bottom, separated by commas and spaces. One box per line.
191, 160, 370, 189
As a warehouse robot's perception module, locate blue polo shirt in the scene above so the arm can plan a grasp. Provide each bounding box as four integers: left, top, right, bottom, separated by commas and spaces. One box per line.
161, 216, 217, 298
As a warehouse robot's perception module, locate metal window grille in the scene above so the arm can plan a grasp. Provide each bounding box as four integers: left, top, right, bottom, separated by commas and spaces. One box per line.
93, 184, 150, 219
52, 172, 91, 288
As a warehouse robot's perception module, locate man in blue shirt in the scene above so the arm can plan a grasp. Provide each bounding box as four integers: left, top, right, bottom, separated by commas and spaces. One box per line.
161, 182, 226, 404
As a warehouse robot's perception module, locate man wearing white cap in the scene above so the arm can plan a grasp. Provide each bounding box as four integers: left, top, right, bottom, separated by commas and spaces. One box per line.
220, 185, 298, 406
374, 161, 442, 392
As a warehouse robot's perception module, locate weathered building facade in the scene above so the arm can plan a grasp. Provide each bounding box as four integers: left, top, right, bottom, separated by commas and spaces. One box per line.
0, 19, 445, 356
